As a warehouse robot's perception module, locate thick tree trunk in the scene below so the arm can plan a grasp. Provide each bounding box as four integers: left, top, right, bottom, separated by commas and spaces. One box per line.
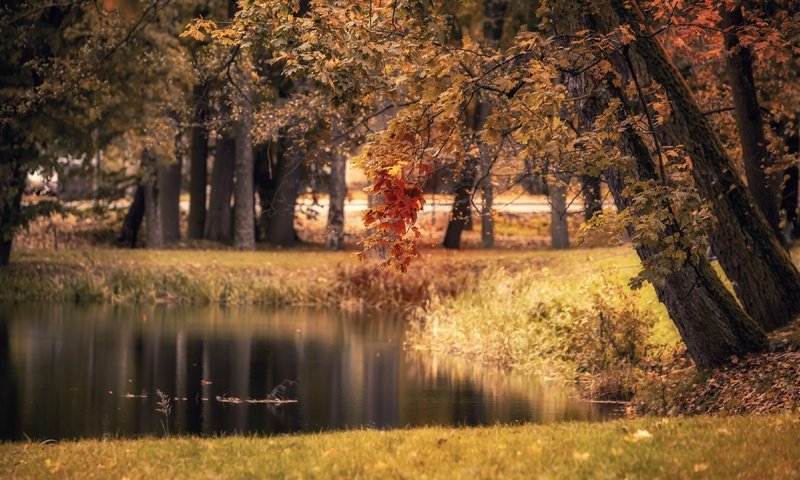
233, 67, 256, 251
265, 143, 305, 246
722, 4, 781, 239
118, 184, 145, 248
581, 174, 603, 221
188, 84, 209, 240
568, 4, 766, 368
204, 136, 235, 242
158, 156, 182, 246
549, 178, 570, 249
325, 151, 346, 250
611, 0, 800, 331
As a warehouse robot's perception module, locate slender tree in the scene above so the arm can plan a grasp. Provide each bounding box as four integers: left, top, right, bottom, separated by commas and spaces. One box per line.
233, 61, 256, 250
326, 151, 347, 250
722, 3, 781, 239
188, 84, 210, 239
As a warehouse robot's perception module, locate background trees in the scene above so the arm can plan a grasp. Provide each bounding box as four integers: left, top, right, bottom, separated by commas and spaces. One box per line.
2, 0, 799, 367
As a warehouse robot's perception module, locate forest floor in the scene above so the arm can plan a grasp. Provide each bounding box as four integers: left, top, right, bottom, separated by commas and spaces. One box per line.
2, 414, 799, 479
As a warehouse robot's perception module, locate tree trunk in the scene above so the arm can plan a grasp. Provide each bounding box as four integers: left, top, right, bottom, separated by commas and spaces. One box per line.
143, 153, 164, 249
158, 155, 182, 246
0, 237, 12, 266
325, 151, 346, 250
204, 136, 235, 242
783, 165, 799, 240
118, 184, 145, 248
568, 3, 766, 368
611, 0, 800, 331
233, 66, 256, 251
0, 163, 25, 267
254, 142, 278, 241
188, 84, 209, 240
265, 142, 305, 246
549, 178, 570, 249
722, 4, 781, 239
581, 174, 603, 221
443, 159, 476, 249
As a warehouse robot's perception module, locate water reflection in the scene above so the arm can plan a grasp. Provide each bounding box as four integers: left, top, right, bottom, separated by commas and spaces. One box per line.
0, 304, 618, 440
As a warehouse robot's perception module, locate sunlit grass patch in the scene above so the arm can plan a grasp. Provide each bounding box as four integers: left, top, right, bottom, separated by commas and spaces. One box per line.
1, 414, 798, 479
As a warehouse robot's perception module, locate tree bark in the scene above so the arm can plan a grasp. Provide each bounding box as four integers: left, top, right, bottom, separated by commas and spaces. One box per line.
204, 136, 235, 242
610, 0, 800, 331
158, 155, 182, 246
188, 84, 209, 240
325, 151, 346, 250
118, 184, 145, 248
549, 178, 570, 249
722, 4, 781, 239
142, 152, 164, 249
233, 66, 256, 251
265, 141, 305, 246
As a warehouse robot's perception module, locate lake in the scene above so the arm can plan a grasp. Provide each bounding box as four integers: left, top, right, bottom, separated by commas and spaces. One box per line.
0, 304, 618, 440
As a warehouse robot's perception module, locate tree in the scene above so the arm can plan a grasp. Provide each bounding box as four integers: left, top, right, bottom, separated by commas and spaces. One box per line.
158, 149, 182, 246
205, 135, 235, 242
721, 2, 781, 239
233, 58, 256, 251
610, 0, 800, 331
188, 84, 210, 239
557, 1, 766, 366
118, 185, 146, 248
325, 150, 347, 250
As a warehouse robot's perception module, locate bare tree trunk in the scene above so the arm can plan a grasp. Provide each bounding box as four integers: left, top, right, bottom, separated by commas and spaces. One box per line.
265, 142, 305, 246
233, 65, 255, 251
158, 155, 182, 246
722, 4, 782, 239
204, 136, 235, 242
118, 184, 145, 248
325, 151, 346, 250
610, 0, 800, 331
549, 178, 570, 249
188, 84, 209, 240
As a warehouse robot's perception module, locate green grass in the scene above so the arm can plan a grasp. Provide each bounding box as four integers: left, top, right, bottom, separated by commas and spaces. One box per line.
2, 415, 799, 479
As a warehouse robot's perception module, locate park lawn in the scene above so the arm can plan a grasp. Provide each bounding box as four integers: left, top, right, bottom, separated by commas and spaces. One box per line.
2, 414, 799, 479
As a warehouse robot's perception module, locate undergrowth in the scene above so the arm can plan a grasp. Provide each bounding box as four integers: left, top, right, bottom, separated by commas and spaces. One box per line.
407, 267, 670, 400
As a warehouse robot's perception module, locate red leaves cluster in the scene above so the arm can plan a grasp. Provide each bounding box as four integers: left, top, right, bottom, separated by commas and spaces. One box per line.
360, 163, 431, 272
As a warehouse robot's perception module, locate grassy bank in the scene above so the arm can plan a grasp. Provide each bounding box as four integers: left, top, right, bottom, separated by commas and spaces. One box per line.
0, 246, 646, 309
2, 414, 799, 478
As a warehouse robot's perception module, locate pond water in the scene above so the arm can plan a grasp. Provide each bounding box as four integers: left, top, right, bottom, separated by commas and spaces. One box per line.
0, 304, 619, 440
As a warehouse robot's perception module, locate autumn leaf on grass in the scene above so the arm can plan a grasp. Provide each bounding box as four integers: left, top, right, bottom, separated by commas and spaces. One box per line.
629, 429, 653, 441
